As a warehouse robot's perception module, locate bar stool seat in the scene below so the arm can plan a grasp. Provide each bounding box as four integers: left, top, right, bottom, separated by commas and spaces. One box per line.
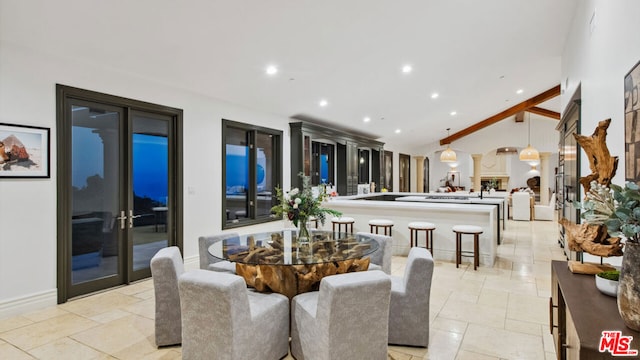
452, 225, 483, 270
332, 216, 355, 235
307, 216, 319, 229
369, 219, 394, 236
408, 221, 436, 252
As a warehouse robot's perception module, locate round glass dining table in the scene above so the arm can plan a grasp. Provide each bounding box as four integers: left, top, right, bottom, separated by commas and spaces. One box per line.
208, 229, 379, 298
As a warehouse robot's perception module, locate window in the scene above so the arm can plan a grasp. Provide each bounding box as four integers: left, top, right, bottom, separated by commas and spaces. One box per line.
222, 120, 282, 228
312, 141, 334, 186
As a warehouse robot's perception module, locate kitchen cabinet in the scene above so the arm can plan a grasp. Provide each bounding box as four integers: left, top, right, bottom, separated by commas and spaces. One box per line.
290, 121, 384, 195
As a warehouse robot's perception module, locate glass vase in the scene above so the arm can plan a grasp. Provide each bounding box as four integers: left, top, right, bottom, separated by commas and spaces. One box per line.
297, 218, 310, 244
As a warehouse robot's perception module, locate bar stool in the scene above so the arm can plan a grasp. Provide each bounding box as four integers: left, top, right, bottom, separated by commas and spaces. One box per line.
452, 225, 483, 270
368, 219, 394, 236
307, 216, 319, 229
408, 221, 436, 253
332, 216, 355, 235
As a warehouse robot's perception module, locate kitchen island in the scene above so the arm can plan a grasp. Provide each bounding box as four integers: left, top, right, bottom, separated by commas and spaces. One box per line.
320, 192, 502, 266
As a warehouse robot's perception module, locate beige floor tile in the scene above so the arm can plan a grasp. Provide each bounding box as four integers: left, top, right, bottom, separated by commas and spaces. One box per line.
0, 312, 99, 350
70, 314, 154, 356
27, 337, 107, 360
439, 298, 506, 329
431, 317, 468, 334
22, 307, 71, 323
455, 349, 500, 360
460, 323, 545, 360
59, 291, 142, 318
112, 338, 179, 360
506, 293, 549, 325
0, 342, 34, 359
388, 345, 427, 358
114, 280, 153, 296
89, 309, 132, 324
482, 277, 539, 296
122, 298, 155, 319
0, 315, 33, 333
477, 288, 509, 308
504, 319, 542, 336
424, 329, 463, 360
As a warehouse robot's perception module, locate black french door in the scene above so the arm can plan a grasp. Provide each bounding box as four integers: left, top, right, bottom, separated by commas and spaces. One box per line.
56, 85, 183, 302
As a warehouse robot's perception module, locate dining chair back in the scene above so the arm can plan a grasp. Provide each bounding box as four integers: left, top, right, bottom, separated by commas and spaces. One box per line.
179, 269, 290, 360
357, 231, 393, 274
150, 246, 184, 347
388, 246, 434, 347
290, 270, 392, 360
198, 233, 239, 273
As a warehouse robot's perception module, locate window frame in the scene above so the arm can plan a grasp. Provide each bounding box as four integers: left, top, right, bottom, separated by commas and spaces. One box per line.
222, 119, 282, 229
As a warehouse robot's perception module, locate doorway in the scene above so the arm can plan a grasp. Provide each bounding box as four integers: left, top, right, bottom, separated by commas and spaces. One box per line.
399, 153, 411, 192
56, 85, 183, 302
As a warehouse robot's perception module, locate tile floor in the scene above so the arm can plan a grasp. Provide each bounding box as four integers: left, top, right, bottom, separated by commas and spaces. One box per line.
0, 219, 565, 359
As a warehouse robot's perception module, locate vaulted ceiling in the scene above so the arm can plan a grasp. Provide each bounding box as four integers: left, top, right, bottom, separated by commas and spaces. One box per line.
2, 0, 579, 148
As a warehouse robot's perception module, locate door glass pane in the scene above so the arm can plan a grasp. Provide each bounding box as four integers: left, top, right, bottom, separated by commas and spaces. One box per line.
132, 114, 169, 271
71, 105, 120, 284
256, 132, 274, 217
226, 127, 250, 224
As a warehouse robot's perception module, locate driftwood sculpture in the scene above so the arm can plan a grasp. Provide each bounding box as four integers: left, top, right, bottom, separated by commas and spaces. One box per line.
574, 119, 619, 195
560, 118, 624, 260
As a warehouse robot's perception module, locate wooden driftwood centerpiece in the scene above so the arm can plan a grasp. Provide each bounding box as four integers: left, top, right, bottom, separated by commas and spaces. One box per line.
227, 232, 372, 299
560, 119, 623, 273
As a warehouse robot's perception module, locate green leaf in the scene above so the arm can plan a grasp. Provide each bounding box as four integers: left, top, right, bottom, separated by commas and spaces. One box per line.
610, 183, 623, 192
616, 208, 631, 221
627, 181, 640, 191
605, 218, 621, 232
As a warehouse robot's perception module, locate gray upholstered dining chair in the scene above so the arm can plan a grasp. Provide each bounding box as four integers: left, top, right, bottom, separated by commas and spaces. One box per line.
198, 233, 239, 273
178, 269, 289, 360
356, 232, 393, 274
388, 246, 434, 347
149, 246, 184, 347
290, 270, 392, 360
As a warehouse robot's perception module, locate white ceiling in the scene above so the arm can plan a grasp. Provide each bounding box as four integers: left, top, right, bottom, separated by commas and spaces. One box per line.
3, 0, 579, 149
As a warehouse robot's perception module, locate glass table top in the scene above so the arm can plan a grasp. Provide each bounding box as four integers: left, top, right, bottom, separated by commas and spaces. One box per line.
208, 230, 379, 265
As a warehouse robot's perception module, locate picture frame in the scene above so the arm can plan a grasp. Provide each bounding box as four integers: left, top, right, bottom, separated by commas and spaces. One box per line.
0, 123, 50, 178
625, 60, 640, 183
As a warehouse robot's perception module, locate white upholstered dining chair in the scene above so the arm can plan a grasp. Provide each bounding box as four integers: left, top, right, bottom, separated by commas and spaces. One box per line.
150, 246, 184, 347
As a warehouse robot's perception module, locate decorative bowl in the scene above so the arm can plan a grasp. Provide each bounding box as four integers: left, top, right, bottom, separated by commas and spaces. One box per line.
595, 274, 619, 297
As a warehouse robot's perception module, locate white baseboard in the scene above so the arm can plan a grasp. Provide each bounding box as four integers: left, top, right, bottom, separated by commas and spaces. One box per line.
0, 289, 57, 320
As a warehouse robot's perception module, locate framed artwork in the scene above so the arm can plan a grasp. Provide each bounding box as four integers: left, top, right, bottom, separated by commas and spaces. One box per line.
0, 123, 50, 178
625, 60, 640, 183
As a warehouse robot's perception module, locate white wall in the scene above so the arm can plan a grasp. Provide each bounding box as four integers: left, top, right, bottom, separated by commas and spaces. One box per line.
561, 0, 640, 264
0, 42, 293, 314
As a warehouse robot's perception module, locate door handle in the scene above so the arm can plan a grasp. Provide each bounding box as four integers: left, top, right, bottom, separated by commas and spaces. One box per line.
129, 210, 142, 228
117, 210, 127, 230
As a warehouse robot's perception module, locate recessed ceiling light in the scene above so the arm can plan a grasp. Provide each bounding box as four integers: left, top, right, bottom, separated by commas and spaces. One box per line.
363, 117, 371, 123
402, 65, 413, 73
319, 99, 328, 107
450, 111, 457, 116
516, 89, 524, 94
265, 65, 278, 75
395, 129, 401, 134
431, 93, 439, 99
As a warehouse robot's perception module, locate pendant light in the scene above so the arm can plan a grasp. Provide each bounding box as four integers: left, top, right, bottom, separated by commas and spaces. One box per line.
440, 128, 457, 163
519, 112, 540, 163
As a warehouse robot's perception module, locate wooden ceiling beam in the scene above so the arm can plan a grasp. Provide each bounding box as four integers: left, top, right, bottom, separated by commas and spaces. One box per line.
440, 84, 561, 145
527, 106, 560, 120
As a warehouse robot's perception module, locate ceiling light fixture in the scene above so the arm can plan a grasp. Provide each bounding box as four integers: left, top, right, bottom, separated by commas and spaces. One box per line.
496, 147, 518, 155
363, 117, 371, 123
395, 129, 401, 134
319, 99, 328, 107
440, 128, 457, 163
431, 93, 439, 99
519, 112, 540, 163
516, 89, 524, 94
450, 111, 457, 116
402, 65, 413, 73
265, 65, 278, 75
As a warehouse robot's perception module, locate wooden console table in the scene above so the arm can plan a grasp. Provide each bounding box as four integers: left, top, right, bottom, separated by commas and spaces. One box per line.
551, 260, 640, 359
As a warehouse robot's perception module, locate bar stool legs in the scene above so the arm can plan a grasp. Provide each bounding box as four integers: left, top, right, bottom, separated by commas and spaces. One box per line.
452, 225, 483, 270
368, 219, 394, 236
407, 222, 436, 253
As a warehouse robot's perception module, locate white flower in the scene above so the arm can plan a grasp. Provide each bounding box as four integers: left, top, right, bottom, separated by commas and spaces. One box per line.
294, 198, 302, 204
289, 188, 299, 196
293, 203, 299, 209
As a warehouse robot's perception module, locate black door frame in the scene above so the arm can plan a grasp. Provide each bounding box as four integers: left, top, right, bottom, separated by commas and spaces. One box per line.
56, 84, 183, 303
